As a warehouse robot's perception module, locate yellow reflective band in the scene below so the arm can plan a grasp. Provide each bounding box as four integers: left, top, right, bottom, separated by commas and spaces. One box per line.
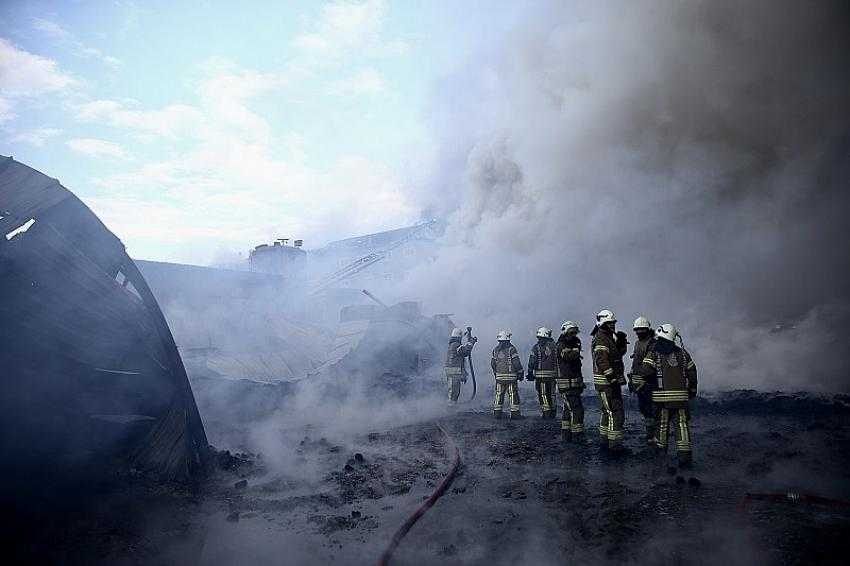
603, 368, 614, 375
444, 367, 462, 375
651, 391, 689, 402
534, 370, 557, 378
594, 346, 609, 352
687, 361, 696, 368
642, 358, 656, 366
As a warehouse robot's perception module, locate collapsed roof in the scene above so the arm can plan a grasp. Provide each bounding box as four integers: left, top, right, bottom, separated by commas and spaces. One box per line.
0, 156, 208, 484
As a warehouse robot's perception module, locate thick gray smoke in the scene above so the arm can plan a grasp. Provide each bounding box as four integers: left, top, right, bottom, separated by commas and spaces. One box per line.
392, 0, 850, 392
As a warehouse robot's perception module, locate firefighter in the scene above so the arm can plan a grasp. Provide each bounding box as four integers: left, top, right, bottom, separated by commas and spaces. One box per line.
527, 327, 558, 419
635, 323, 698, 467
628, 316, 656, 443
444, 327, 477, 405
591, 309, 629, 451
491, 330, 524, 419
556, 321, 585, 441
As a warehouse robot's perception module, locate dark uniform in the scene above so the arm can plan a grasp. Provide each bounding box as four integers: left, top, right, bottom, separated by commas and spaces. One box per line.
556, 333, 584, 439
491, 341, 523, 419
629, 334, 657, 442
444, 336, 475, 404
636, 340, 698, 466
591, 326, 628, 449
528, 337, 558, 418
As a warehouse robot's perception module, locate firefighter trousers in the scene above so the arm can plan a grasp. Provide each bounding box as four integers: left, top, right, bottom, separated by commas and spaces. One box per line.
557, 386, 584, 434
535, 379, 556, 417
446, 376, 464, 404
654, 403, 692, 464
493, 379, 521, 415
636, 388, 656, 440
597, 385, 625, 449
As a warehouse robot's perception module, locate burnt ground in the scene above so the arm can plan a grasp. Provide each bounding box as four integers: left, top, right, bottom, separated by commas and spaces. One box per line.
9, 391, 850, 565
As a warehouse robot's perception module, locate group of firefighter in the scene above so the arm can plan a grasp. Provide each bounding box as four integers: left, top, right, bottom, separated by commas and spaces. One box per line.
444, 309, 698, 467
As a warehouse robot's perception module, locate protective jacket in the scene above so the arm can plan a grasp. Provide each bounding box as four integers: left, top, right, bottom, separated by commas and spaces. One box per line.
445, 338, 474, 378
528, 337, 558, 381
556, 334, 583, 389
591, 326, 627, 389
629, 335, 655, 390
491, 343, 523, 381
636, 340, 697, 407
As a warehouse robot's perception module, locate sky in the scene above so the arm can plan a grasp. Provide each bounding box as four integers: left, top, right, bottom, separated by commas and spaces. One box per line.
0, 0, 523, 264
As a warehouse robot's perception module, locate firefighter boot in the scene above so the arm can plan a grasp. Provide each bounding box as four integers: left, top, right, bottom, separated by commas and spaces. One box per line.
510, 411, 524, 420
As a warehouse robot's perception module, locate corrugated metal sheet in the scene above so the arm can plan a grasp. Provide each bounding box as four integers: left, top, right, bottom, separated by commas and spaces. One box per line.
0, 156, 208, 483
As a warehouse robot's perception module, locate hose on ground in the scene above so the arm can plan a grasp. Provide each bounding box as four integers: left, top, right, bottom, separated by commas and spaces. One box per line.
377, 424, 461, 566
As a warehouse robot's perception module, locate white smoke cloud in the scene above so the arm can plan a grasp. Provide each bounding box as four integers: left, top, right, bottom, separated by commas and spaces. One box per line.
386, 0, 850, 392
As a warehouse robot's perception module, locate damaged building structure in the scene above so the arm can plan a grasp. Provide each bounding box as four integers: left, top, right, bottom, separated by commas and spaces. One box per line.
137, 218, 449, 428
1, 156, 453, 486
0, 156, 209, 489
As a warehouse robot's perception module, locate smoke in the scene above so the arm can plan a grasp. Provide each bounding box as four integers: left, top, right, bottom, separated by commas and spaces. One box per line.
390, 0, 850, 392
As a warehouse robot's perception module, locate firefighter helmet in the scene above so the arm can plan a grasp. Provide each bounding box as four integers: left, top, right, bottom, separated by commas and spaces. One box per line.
561, 320, 579, 334
450, 328, 463, 338
633, 316, 652, 330
536, 326, 552, 338
656, 323, 679, 343
496, 329, 512, 341
596, 309, 617, 326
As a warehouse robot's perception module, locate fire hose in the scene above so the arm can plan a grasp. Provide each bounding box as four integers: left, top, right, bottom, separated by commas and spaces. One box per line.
377, 424, 461, 566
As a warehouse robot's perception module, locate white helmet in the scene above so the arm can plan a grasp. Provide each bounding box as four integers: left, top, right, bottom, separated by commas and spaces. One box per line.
633, 316, 652, 330
496, 329, 512, 341
536, 326, 552, 339
596, 309, 617, 326
655, 323, 679, 343
450, 328, 463, 338
561, 320, 579, 334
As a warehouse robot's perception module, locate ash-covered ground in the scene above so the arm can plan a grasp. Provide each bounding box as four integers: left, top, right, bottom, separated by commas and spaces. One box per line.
15, 390, 850, 566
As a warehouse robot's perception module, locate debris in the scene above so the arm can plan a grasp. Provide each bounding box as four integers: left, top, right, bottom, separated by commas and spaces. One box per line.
351, 510, 361, 519
226, 512, 240, 522
438, 544, 458, 556
234, 479, 248, 490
